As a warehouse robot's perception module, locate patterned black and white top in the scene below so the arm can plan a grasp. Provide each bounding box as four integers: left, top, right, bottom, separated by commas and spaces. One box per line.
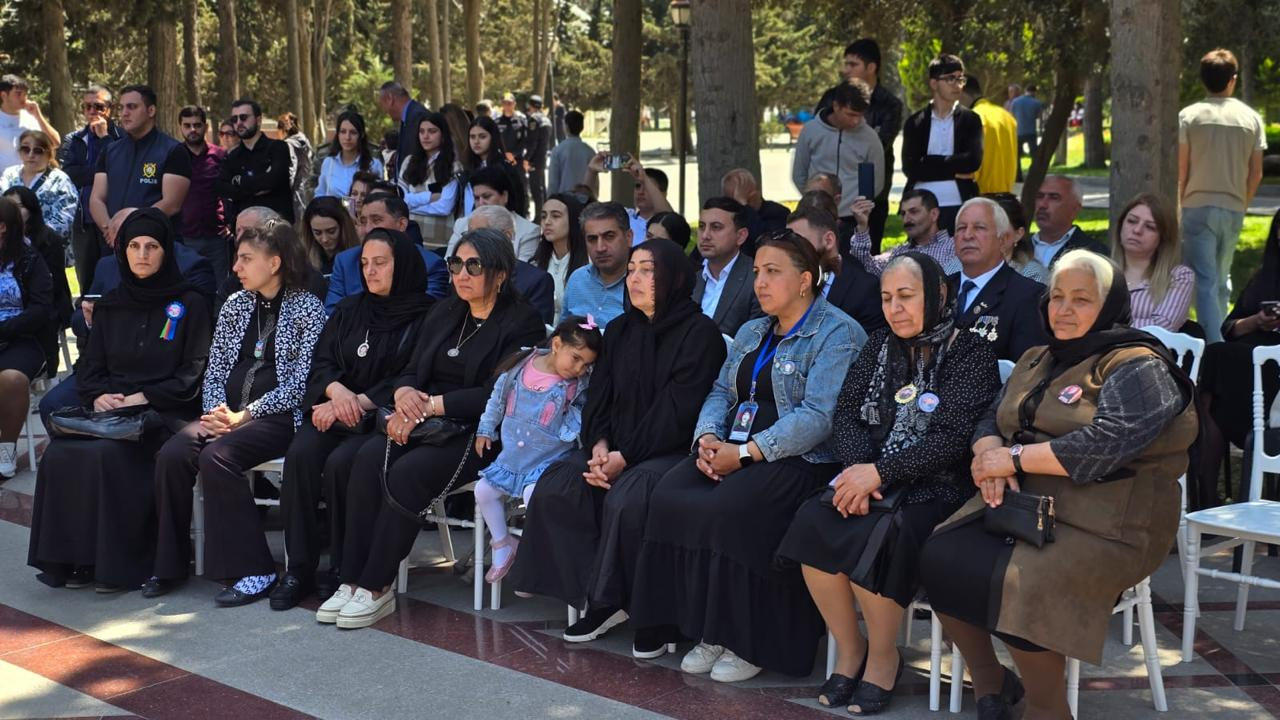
833, 328, 1001, 505
203, 288, 326, 428
972, 354, 1184, 484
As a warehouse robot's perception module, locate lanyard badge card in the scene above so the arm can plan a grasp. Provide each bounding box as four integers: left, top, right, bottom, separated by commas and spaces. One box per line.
728, 304, 814, 443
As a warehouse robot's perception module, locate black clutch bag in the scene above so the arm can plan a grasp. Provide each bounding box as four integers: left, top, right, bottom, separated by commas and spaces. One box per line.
818, 481, 907, 513
984, 490, 1056, 547
47, 405, 161, 443
376, 406, 473, 446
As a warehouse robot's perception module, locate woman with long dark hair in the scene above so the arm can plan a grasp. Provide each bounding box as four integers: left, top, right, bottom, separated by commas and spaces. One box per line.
316, 109, 383, 199
398, 112, 464, 248
464, 115, 528, 217
532, 193, 587, 321
300, 196, 360, 276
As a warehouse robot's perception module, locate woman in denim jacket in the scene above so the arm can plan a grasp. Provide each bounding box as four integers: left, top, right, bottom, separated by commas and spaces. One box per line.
629, 229, 865, 683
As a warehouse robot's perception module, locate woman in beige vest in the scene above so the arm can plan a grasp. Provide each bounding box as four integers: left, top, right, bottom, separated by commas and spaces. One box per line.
919, 249, 1197, 720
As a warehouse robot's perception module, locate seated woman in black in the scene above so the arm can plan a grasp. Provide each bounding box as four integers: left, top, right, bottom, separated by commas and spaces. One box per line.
509, 239, 727, 653
146, 219, 326, 605
317, 228, 545, 629
27, 208, 211, 591
271, 229, 434, 610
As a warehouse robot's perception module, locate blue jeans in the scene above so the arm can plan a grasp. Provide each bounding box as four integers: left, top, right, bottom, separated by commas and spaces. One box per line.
1182, 205, 1244, 343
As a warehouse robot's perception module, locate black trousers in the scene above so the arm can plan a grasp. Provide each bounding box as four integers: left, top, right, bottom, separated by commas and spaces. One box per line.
71, 222, 109, 293
528, 165, 547, 219
279, 423, 370, 576
341, 432, 487, 590
153, 414, 295, 580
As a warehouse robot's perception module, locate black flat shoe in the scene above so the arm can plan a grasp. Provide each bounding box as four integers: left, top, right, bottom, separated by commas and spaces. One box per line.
268, 574, 314, 611
215, 583, 274, 607
820, 645, 868, 707
315, 569, 340, 599
94, 582, 125, 594
141, 577, 184, 599
66, 568, 93, 589
847, 652, 905, 716
976, 666, 1025, 720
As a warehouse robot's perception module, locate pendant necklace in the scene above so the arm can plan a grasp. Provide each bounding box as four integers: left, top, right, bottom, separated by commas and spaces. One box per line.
448, 316, 484, 358
253, 300, 277, 360
356, 330, 370, 358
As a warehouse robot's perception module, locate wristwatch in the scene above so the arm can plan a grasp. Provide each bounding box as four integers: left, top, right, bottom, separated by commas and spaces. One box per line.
738, 443, 756, 467
1009, 444, 1025, 480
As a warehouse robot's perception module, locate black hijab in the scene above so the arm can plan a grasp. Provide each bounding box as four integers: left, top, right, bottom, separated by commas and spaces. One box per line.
98, 208, 193, 309
354, 228, 433, 331
1234, 208, 1280, 317
1039, 255, 1164, 371
863, 251, 956, 443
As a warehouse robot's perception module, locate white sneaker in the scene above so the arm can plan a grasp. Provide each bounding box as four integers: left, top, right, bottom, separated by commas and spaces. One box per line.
680, 642, 724, 674
0, 442, 16, 479
315, 584, 354, 624
336, 587, 396, 629
709, 650, 762, 683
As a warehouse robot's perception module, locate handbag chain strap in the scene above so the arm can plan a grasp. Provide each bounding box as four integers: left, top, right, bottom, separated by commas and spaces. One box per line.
380, 432, 476, 524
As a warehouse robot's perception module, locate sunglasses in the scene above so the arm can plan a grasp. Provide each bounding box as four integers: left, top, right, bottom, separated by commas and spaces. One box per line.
446, 256, 486, 277
82, 102, 108, 112
18, 146, 46, 156
232, 112, 256, 123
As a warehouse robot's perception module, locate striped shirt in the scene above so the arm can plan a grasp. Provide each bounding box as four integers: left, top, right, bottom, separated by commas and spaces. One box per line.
1129, 264, 1195, 332
850, 228, 961, 276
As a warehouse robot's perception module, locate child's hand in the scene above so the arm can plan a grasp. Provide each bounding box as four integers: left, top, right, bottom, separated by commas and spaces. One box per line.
475, 436, 491, 457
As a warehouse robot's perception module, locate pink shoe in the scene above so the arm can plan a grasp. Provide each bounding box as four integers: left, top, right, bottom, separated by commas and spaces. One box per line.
485, 535, 520, 584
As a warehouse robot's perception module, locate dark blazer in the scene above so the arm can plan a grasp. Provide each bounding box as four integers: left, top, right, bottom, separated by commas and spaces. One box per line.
901, 104, 984, 202
950, 263, 1048, 361
511, 261, 556, 325
396, 99, 430, 183
1042, 225, 1110, 268
826, 254, 886, 335
396, 295, 546, 420
692, 253, 763, 337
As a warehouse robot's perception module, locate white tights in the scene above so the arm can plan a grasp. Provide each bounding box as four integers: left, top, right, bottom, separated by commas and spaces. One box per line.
475, 478, 535, 552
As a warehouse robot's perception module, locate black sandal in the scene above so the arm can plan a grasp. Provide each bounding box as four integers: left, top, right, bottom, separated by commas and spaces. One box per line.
819, 647, 868, 707
976, 666, 1025, 720
847, 652, 904, 716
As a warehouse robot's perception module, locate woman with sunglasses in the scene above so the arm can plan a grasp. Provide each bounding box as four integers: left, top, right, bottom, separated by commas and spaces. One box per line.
316, 228, 544, 629
0, 130, 77, 241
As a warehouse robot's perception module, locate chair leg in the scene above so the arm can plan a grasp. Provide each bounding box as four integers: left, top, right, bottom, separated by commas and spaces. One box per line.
1181, 526, 1201, 662
397, 556, 409, 594
949, 644, 965, 713
1176, 475, 1189, 587
1136, 579, 1168, 711
902, 601, 914, 646
435, 500, 456, 563
1066, 659, 1080, 719
929, 612, 943, 711
473, 503, 485, 612
568, 604, 579, 626
1234, 540, 1256, 632
1122, 600, 1134, 647
826, 629, 836, 678
192, 475, 206, 577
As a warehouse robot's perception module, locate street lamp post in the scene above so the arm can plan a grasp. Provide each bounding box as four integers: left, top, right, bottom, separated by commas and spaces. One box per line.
670, 0, 690, 216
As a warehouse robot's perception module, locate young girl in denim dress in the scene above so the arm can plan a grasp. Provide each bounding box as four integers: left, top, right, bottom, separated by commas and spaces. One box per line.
474, 315, 603, 582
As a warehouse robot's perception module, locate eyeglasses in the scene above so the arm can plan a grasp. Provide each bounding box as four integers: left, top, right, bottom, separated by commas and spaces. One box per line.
18, 146, 46, 156
82, 102, 107, 112
935, 74, 966, 86
446, 256, 486, 276
219, 130, 236, 137
232, 113, 256, 123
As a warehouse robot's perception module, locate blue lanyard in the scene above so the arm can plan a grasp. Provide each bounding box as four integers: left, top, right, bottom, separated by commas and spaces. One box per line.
749, 300, 816, 401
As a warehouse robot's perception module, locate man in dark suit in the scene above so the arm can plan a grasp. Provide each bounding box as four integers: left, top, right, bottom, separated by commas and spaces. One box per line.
901, 54, 984, 235
951, 197, 1048, 361
786, 204, 885, 335
692, 197, 763, 337
1029, 175, 1109, 268
377, 81, 428, 184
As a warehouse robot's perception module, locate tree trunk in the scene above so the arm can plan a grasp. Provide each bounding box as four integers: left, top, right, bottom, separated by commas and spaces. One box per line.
181, 0, 201, 106
297, 1, 316, 139
216, 0, 241, 114
284, 0, 304, 125
464, 0, 484, 105
532, 0, 544, 97
1239, 44, 1254, 105
40, 0, 76, 134
391, 0, 413, 87
1109, 0, 1181, 227
1082, 69, 1106, 168
148, 11, 180, 134
609, 0, 642, 206
537, 0, 554, 98
312, 0, 333, 138
424, 0, 444, 108
1020, 67, 1081, 212
440, 0, 452, 103
690, 0, 760, 205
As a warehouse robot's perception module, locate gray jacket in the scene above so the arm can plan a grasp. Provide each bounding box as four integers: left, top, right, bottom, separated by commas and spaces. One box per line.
791, 109, 885, 217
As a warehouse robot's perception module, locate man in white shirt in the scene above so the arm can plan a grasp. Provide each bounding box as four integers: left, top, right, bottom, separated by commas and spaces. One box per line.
0, 74, 59, 170
448, 165, 540, 261
900, 55, 983, 235
1029, 175, 1106, 268
692, 197, 761, 336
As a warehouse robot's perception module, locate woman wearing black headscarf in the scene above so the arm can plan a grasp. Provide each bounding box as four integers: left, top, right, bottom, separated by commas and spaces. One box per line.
919, 249, 1197, 720
271, 229, 434, 610
509, 239, 726, 644
27, 208, 212, 592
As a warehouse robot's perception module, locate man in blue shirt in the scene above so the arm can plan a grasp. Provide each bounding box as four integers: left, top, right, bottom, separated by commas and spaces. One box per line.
564, 201, 630, 325
1009, 85, 1044, 182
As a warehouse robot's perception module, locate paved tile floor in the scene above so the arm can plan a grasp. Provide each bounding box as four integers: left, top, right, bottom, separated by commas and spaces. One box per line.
2, 440, 1278, 719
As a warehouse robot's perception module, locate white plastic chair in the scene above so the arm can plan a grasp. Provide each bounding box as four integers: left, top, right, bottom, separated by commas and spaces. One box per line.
193, 457, 286, 577
1181, 344, 1280, 663
997, 359, 1015, 385
396, 480, 478, 597
471, 497, 527, 611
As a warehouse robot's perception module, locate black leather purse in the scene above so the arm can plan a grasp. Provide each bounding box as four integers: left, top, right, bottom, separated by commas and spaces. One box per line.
819, 480, 908, 513
984, 490, 1056, 547
47, 405, 161, 443
375, 406, 473, 446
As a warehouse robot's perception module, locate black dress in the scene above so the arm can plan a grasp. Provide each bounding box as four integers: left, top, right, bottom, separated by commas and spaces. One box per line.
27, 290, 212, 587
627, 336, 839, 678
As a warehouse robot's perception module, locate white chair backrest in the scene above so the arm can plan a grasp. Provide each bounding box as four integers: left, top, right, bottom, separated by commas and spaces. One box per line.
723, 333, 733, 353
1250, 345, 1280, 501
545, 324, 555, 338
998, 359, 1015, 385
1140, 326, 1205, 384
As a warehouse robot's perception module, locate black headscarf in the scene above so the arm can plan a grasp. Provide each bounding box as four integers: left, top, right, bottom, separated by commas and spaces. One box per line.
1038, 255, 1164, 371
97, 208, 193, 309
863, 251, 956, 443
1233, 208, 1280, 319
354, 228, 433, 331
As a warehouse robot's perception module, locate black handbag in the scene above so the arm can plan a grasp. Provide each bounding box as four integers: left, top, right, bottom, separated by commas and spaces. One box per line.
47, 405, 161, 443
984, 489, 1056, 547
329, 411, 375, 435
375, 405, 473, 446
819, 480, 908, 513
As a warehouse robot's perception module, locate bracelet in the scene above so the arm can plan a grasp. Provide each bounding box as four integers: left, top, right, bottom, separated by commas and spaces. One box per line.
428, 396, 438, 416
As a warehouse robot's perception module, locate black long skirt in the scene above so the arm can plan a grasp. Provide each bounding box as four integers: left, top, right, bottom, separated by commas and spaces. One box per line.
629, 456, 836, 677
777, 493, 966, 607
508, 450, 683, 610
28, 433, 170, 588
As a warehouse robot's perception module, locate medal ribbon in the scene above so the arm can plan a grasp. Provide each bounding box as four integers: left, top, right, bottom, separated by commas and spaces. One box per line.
160, 302, 185, 341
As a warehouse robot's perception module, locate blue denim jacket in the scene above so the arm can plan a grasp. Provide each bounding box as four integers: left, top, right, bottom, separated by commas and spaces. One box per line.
693, 295, 866, 463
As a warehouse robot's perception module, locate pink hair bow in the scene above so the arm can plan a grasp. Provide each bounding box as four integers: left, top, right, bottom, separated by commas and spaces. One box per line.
579, 314, 600, 332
